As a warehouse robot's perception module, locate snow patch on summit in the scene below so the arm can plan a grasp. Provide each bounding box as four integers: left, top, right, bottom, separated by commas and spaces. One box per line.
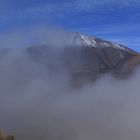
72, 33, 136, 54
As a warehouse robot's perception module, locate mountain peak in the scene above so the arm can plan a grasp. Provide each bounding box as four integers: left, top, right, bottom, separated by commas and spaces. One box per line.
72, 33, 137, 55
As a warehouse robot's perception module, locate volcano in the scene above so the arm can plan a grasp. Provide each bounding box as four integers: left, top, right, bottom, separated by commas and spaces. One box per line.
1, 32, 139, 86
27, 33, 140, 86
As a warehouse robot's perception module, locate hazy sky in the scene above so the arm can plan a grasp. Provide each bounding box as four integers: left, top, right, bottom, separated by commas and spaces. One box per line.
0, 0, 140, 51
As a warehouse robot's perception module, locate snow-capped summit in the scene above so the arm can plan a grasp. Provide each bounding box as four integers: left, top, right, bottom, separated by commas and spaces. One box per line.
71, 33, 136, 54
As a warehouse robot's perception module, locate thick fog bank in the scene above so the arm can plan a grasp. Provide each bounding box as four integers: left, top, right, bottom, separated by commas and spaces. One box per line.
0, 48, 139, 140
0, 26, 140, 140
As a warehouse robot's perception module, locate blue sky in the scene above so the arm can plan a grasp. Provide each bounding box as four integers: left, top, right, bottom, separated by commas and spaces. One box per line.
0, 0, 140, 51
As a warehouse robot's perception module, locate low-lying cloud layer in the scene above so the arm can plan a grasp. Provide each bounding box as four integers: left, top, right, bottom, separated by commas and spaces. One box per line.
0, 28, 140, 140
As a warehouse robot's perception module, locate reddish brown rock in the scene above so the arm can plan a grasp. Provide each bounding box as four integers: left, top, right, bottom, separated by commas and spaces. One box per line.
0, 130, 14, 140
